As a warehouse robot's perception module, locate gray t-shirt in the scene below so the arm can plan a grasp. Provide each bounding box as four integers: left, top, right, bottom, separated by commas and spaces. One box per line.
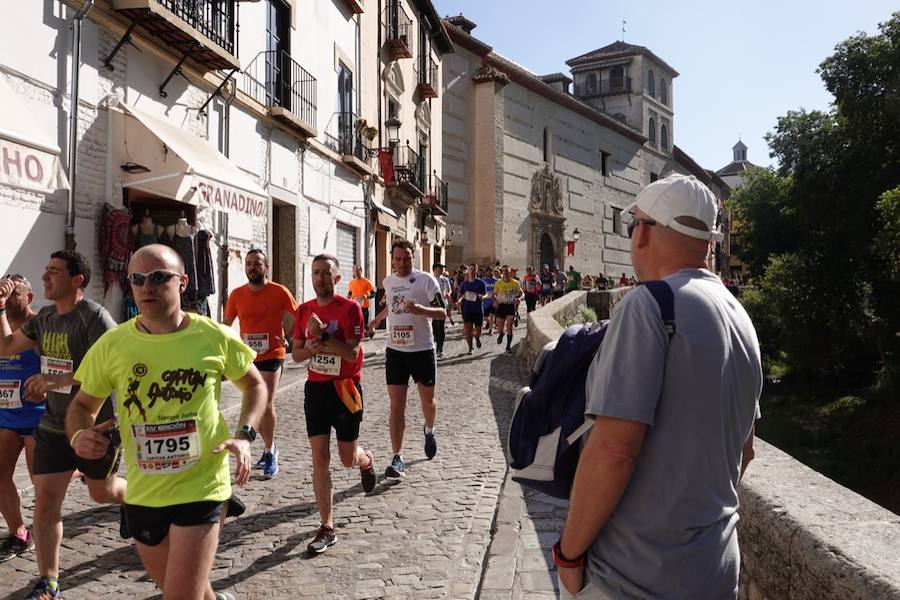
22, 299, 117, 434
584, 269, 762, 599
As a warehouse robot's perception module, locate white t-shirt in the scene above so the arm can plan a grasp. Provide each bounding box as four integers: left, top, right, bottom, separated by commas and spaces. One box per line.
383, 270, 442, 352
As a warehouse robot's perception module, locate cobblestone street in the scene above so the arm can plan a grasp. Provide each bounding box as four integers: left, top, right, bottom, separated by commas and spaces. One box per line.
1, 322, 552, 600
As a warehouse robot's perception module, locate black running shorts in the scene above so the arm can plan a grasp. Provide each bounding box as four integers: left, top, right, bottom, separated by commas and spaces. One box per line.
385, 348, 436, 387
254, 358, 284, 373
495, 303, 515, 319
124, 500, 227, 547
303, 380, 363, 442
462, 310, 483, 324
484, 304, 496, 316
32, 428, 121, 480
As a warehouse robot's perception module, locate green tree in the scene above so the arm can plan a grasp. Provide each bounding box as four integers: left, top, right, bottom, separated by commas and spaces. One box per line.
729, 168, 795, 274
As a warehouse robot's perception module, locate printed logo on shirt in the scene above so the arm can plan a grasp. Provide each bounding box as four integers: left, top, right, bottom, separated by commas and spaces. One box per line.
41, 332, 71, 360
122, 365, 208, 423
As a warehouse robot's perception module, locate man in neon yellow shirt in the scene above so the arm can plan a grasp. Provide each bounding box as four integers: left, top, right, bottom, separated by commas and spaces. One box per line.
67, 244, 266, 600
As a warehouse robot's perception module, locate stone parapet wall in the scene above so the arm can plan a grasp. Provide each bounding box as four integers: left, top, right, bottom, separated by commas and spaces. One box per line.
524, 296, 900, 599
738, 439, 900, 599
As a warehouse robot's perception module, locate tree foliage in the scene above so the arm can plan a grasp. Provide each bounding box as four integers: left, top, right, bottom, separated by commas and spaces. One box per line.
733, 13, 900, 383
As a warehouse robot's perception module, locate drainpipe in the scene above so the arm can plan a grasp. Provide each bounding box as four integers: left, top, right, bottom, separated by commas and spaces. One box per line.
64, 0, 95, 252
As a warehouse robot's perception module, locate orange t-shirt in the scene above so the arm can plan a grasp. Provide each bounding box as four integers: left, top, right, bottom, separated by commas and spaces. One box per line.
347, 277, 375, 309
224, 282, 298, 361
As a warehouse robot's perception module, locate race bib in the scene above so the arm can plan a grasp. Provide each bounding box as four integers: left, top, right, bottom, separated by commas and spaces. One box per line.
390, 325, 415, 347
354, 296, 366, 305
132, 419, 200, 474
310, 352, 342, 376
243, 333, 270, 354
41, 356, 73, 394
498, 291, 516, 304
464, 291, 477, 302
0, 380, 22, 409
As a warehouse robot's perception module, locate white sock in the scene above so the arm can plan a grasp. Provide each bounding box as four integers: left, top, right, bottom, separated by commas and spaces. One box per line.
424, 426, 434, 435
267, 445, 275, 453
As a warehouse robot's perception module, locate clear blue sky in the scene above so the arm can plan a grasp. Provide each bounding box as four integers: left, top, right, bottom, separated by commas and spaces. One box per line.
432, 0, 896, 171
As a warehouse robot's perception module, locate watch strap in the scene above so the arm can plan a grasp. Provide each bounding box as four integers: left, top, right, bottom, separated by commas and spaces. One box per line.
552, 540, 587, 568
236, 424, 256, 443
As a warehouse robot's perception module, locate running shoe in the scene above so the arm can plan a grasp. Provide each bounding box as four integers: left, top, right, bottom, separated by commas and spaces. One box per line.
360, 448, 377, 493
424, 429, 437, 460
384, 454, 406, 479
263, 447, 279, 478
475, 337, 482, 349
254, 451, 269, 470
497, 333, 504, 345
467, 348, 473, 355
24, 579, 60, 599
306, 524, 337, 554
0, 531, 32, 562
215, 593, 235, 600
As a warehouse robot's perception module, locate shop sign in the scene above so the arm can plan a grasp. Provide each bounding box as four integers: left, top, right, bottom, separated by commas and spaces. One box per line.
197, 179, 266, 217
0, 138, 64, 192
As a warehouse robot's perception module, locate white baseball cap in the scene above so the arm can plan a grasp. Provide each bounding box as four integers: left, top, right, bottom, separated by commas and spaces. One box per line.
623, 174, 724, 242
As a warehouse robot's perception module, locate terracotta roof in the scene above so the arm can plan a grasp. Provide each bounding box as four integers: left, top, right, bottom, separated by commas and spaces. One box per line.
443, 19, 647, 145
539, 73, 573, 84
715, 160, 758, 177
445, 14, 477, 34
566, 41, 679, 77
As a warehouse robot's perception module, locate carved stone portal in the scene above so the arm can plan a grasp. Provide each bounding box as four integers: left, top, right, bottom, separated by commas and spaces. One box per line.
530, 164, 564, 215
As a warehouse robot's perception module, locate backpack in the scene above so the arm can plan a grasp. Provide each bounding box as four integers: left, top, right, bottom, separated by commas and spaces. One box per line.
507, 281, 675, 499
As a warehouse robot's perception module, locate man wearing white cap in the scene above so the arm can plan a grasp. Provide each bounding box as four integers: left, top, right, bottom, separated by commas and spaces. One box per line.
555, 174, 763, 599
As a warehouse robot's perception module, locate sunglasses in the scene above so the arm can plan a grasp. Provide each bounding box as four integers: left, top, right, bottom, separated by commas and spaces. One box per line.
626, 217, 657, 239
128, 271, 182, 286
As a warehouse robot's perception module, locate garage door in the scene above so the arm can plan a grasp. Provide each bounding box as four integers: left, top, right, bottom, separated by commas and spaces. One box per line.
335, 222, 357, 298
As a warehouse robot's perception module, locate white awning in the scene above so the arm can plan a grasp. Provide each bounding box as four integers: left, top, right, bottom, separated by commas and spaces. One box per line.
116, 102, 267, 217
0, 74, 69, 192
372, 198, 398, 230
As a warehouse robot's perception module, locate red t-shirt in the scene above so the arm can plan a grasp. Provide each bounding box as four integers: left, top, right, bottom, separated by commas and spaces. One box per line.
293, 295, 364, 382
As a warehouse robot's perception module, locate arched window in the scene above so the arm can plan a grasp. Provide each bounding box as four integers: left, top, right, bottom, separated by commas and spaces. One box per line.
661, 124, 669, 150
648, 118, 657, 145
647, 70, 655, 97
586, 72, 597, 95
660, 79, 668, 105
543, 127, 551, 162
610, 66, 624, 89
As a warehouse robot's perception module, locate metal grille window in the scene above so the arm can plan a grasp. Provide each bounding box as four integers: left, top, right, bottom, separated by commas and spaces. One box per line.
335, 223, 358, 298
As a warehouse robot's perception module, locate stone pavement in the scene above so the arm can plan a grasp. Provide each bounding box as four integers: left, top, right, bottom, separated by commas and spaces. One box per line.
2, 320, 568, 599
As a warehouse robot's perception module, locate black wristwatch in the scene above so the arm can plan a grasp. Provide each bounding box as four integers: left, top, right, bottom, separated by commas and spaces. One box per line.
320, 331, 331, 343
236, 424, 256, 443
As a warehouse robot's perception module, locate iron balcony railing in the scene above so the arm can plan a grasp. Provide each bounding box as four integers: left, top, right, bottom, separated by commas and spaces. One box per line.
383, 1, 413, 52
240, 50, 317, 132
160, 0, 236, 56
574, 76, 633, 98
325, 112, 377, 162
392, 143, 425, 194
428, 172, 448, 214
415, 55, 439, 96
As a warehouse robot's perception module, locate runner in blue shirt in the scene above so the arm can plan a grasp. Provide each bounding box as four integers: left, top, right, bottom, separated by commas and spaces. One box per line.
0, 274, 42, 561
457, 264, 487, 355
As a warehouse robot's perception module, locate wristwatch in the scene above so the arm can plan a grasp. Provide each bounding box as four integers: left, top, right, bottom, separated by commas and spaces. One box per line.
320, 331, 331, 343
236, 424, 257, 443
552, 540, 587, 568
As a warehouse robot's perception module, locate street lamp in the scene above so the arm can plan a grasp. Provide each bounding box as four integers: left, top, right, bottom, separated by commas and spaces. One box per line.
385, 117, 402, 146
572, 228, 581, 242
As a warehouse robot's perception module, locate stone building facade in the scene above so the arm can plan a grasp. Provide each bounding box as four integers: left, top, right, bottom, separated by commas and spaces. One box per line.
442, 17, 721, 276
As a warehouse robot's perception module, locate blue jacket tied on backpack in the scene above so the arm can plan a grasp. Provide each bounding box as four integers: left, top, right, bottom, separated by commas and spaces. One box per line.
507, 281, 675, 499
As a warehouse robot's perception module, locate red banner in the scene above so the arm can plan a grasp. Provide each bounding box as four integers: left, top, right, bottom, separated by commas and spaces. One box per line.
379, 149, 395, 187
566, 240, 575, 256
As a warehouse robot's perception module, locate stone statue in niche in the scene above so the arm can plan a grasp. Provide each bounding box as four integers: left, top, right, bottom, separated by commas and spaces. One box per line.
529, 165, 564, 215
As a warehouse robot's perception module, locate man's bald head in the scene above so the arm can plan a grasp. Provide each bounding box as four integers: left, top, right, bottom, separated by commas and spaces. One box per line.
129, 244, 185, 274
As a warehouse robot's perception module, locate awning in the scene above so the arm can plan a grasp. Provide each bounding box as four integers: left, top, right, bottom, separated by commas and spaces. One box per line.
0, 74, 69, 192
116, 102, 267, 217
372, 198, 398, 230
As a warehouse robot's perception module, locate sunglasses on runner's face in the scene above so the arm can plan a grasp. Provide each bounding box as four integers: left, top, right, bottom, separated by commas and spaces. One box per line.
626, 217, 658, 239
128, 271, 181, 286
